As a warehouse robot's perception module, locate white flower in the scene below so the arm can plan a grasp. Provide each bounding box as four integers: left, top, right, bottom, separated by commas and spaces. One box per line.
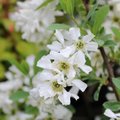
0, 92, 13, 114
36, 104, 72, 120
10, 0, 62, 42
8, 111, 33, 120
48, 27, 98, 59
31, 70, 78, 105
37, 51, 92, 78
31, 69, 88, 105
104, 109, 120, 120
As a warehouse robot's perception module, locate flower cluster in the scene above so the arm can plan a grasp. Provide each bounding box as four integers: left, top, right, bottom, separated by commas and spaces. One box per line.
0, 55, 72, 120
31, 27, 98, 105
10, 0, 62, 42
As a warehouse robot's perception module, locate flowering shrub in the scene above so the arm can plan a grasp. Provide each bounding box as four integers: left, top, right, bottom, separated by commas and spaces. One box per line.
0, 0, 120, 119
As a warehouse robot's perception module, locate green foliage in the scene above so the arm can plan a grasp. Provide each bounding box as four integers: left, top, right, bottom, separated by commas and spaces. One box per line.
10, 90, 29, 102
60, 0, 74, 16
94, 84, 102, 101
36, 0, 54, 10
112, 77, 120, 91
92, 5, 109, 34
34, 50, 48, 74
103, 101, 120, 112
9, 59, 29, 75
16, 41, 39, 57
66, 105, 76, 113
48, 23, 70, 30
112, 27, 120, 40
25, 105, 39, 115
0, 64, 5, 79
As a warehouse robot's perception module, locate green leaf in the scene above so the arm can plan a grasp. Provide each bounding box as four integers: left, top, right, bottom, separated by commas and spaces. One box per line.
21, 60, 30, 75
94, 84, 102, 101
34, 50, 48, 74
103, 101, 120, 112
66, 105, 76, 113
60, 0, 74, 15
112, 27, 120, 39
0, 64, 5, 79
16, 41, 39, 57
92, 5, 109, 34
25, 105, 39, 115
36, 0, 54, 10
48, 23, 70, 30
8, 59, 29, 75
104, 40, 117, 47
112, 77, 120, 90
10, 90, 29, 102
87, 4, 98, 20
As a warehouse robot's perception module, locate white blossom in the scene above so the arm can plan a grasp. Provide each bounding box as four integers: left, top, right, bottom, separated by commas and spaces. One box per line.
48, 27, 98, 59
10, 0, 62, 42
104, 109, 120, 120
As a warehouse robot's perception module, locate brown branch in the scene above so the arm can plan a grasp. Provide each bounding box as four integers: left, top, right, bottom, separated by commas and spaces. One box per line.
82, 0, 90, 14
99, 47, 120, 101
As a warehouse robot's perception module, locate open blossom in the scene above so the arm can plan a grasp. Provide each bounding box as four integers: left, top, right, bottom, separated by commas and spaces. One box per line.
104, 109, 120, 120
10, 0, 62, 42
31, 70, 80, 105
37, 51, 92, 79
36, 104, 72, 120
48, 27, 98, 59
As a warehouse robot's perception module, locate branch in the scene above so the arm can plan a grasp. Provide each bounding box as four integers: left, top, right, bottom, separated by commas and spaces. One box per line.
99, 47, 120, 101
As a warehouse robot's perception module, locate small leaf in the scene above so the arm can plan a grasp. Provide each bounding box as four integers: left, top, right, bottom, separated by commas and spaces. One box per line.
94, 84, 102, 101
8, 59, 29, 75
92, 5, 109, 34
104, 40, 116, 47
48, 23, 70, 30
21, 60, 30, 75
103, 101, 120, 112
25, 105, 39, 115
66, 105, 76, 113
34, 50, 48, 74
112, 27, 120, 39
10, 90, 29, 102
16, 41, 39, 57
36, 0, 54, 10
60, 0, 74, 15
87, 4, 98, 20
112, 77, 120, 90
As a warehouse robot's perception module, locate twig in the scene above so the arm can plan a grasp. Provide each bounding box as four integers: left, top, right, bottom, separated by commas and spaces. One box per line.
99, 47, 120, 101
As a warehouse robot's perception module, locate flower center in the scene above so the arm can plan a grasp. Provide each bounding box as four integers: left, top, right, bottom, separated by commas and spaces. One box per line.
75, 40, 85, 50
51, 81, 63, 92
58, 61, 70, 73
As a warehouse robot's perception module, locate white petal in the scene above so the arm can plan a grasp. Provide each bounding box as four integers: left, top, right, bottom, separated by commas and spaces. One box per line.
37, 56, 52, 69
58, 90, 79, 105
49, 51, 64, 61
69, 27, 81, 40
58, 90, 71, 105
86, 42, 98, 52
74, 51, 86, 66
104, 109, 117, 119
72, 79, 87, 92
47, 41, 62, 52
60, 45, 75, 58
55, 30, 64, 44
39, 70, 54, 81
82, 30, 95, 42
69, 86, 79, 95
79, 65, 92, 74
67, 66, 76, 79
